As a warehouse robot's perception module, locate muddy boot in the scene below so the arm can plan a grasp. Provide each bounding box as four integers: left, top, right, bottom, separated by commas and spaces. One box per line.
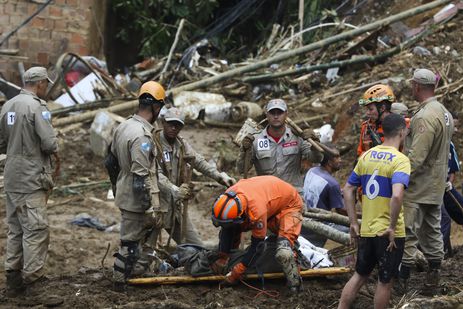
275, 237, 302, 294
113, 240, 139, 292
21, 276, 64, 307
422, 261, 441, 296
396, 264, 410, 294
6, 270, 25, 298
112, 270, 127, 293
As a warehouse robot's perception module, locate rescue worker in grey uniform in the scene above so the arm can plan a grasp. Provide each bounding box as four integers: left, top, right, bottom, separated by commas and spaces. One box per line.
109, 81, 165, 290
154, 107, 236, 245
0, 67, 58, 297
237, 99, 322, 196
399, 69, 454, 294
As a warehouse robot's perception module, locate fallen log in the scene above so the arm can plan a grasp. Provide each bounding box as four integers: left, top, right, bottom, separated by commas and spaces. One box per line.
50, 98, 122, 117
51, 0, 450, 127
302, 218, 350, 245
54, 180, 110, 192
399, 291, 463, 309
170, 0, 449, 94
53, 99, 139, 127
305, 206, 361, 224
303, 211, 350, 227
242, 26, 433, 83
128, 267, 351, 285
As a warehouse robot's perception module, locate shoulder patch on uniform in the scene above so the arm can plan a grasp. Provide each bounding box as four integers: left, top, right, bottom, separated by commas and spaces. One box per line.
444, 113, 450, 127
255, 221, 264, 230
7, 112, 16, 125
41, 111, 51, 121
141, 142, 151, 152
418, 125, 426, 134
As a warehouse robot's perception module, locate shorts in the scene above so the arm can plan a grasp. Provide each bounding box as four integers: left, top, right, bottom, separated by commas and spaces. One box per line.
355, 236, 405, 283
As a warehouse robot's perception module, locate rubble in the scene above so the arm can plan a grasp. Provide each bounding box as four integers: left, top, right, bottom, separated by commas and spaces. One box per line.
1, 0, 463, 308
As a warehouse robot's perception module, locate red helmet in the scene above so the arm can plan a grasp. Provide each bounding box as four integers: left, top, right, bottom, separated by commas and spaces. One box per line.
211, 191, 247, 227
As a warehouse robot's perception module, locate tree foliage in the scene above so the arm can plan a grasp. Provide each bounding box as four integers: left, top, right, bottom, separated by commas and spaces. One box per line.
112, 0, 219, 57
110, 0, 344, 60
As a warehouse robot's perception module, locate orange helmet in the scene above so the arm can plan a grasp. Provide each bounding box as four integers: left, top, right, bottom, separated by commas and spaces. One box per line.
138, 81, 166, 102
211, 191, 247, 227
358, 84, 395, 106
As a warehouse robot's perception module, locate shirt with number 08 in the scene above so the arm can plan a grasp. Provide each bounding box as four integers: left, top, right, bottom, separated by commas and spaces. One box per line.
347, 145, 411, 238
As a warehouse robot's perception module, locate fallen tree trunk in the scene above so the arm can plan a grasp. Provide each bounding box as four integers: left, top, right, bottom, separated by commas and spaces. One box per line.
303, 211, 350, 227
170, 0, 449, 94
242, 27, 433, 83
54, 180, 110, 191
128, 266, 351, 285
52, 0, 450, 127
53, 99, 139, 127
399, 291, 463, 309
302, 218, 350, 245
50, 98, 123, 117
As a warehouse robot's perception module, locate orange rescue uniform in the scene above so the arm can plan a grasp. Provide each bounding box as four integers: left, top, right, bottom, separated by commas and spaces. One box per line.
357, 120, 384, 156
221, 175, 303, 248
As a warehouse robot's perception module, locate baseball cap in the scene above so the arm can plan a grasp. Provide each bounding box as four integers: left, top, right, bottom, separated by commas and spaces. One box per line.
163, 107, 185, 125
410, 68, 438, 85
23, 66, 53, 84
266, 99, 287, 112
391, 102, 409, 116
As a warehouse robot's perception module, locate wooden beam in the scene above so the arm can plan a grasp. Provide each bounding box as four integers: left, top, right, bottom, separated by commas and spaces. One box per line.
128, 267, 351, 285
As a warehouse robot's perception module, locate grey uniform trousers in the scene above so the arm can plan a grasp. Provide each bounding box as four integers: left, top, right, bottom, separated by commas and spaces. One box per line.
5, 190, 49, 284
402, 202, 444, 267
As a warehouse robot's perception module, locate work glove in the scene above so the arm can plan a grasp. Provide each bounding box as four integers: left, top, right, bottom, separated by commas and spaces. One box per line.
302, 128, 320, 142
173, 183, 192, 201
218, 172, 236, 187
445, 181, 453, 192
210, 252, 230, 275
241, 134, 255, 151
222, 262, 247, 286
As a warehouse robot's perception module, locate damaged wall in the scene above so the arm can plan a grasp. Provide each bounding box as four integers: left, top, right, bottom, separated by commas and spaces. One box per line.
0, 0, 106, 84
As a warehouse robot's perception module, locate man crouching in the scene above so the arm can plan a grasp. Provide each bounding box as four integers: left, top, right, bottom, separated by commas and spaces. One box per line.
210, 175, 303, 293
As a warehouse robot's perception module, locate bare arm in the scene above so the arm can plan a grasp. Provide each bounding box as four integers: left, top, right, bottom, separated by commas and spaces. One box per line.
389, 183, 405, 230
378, 183, 405, 251
343, 182, 359, 244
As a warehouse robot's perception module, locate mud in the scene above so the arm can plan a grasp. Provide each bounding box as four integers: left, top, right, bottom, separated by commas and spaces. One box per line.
0, 123, 463, 309
1, 2, 463, 308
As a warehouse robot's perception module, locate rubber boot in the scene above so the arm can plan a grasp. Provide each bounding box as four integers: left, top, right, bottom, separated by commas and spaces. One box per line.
396, 264, 410, 294
113, 241, 140, 292
422, 261, 441, 296
275, 238, 302, 294
6, 270, 25, 298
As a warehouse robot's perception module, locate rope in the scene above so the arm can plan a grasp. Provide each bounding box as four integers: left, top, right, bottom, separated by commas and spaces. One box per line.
239, 279, 280, 299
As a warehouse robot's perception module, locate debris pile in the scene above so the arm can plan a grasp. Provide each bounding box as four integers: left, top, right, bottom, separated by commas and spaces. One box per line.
1, 0, 463, 308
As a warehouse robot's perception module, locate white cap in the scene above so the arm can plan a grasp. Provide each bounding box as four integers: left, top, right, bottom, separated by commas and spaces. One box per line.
266, 99, 287, 112
163, 107, 185, 125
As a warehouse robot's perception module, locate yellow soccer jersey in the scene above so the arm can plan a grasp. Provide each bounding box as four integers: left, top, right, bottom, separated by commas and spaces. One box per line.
348, 145, 411, 237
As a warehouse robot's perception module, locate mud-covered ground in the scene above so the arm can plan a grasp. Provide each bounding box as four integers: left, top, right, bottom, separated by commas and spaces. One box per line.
0, 124, 462, 309
1, 2, 463, 308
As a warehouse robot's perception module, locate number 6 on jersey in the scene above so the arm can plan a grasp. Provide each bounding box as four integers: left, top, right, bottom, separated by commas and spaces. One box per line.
366, 169, 380, 199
